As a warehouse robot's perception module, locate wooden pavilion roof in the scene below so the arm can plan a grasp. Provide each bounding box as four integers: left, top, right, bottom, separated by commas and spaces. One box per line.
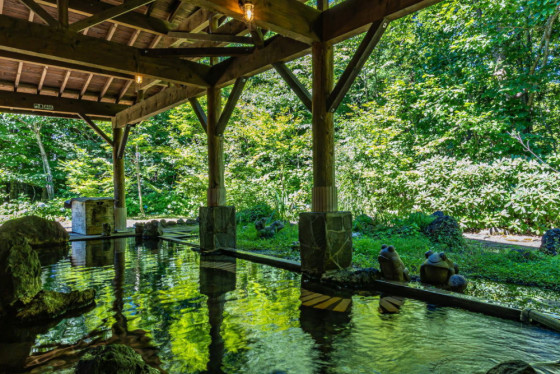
0, 0, 441, 124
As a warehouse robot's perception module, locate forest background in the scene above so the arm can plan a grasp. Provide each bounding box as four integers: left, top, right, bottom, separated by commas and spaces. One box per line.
1, 0, 560, 235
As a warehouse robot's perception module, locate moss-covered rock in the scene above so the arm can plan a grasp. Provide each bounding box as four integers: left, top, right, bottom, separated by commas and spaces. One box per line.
423, 212, 465, 248
0, 232, 42, 310
540, 228, 560, 256
352, 214, 375, 234
75, 344, 159, 374
0, 215, 68, 247
486, 360, 536, 374
14, 289, 96, 324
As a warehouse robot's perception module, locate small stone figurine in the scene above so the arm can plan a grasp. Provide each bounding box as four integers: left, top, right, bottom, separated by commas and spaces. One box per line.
420, 251, 467, 292
377, 245, 410, 282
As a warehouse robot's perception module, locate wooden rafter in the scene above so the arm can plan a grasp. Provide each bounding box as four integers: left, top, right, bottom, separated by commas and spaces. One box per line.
14, 62, 23, 92
117, 123, 133, 159
0, 14, 210, 87
167, 31, 253, 44
17, 0, 58, 27
0, 0, 4, 13
215, 77, 246, 135
167, 0, 182, 23
185, 0, 320, 43
35, 0, 169, 34
327, 19, 389, 112
142, 46, 254, 57
59, 71, 70, 96
209, 35, 310, 87
78, 113, 113, 146
114, 85, 203, 127
116, 81, 133, 104
273, 62, 311, 111
57, 0, 67, 27
188, 97, 207, 133
37, 66, 48, 93
322, 0, 443, 43
0, 91, 127, 117
68, 0, 156, 33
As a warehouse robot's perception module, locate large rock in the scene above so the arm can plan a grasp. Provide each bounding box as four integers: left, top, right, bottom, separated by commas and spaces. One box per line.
0, 232, 42, 310
423, 212, 464, 248
540, 228, 560, 256
255, 219, 285, 239
75, 344, 159, 374
14, 289, 96, 324
486, 360, 536, 374
0, 215, 68, 247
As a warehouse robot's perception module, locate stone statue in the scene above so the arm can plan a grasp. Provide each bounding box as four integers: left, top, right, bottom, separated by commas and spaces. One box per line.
420, 250, 459, 285
377, 245, 410, 282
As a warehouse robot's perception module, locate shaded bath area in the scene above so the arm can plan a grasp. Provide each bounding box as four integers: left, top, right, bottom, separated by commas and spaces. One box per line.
3, 238, 558, 373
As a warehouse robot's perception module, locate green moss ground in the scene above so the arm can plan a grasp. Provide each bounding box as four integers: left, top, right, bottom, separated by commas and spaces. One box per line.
236, 225, 560, 291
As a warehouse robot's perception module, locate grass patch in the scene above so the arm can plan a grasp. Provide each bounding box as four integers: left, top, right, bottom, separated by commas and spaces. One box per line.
236, 224, 560, 291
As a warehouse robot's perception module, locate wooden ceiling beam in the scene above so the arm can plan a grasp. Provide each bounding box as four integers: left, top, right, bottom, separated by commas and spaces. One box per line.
35, 0, 169, 34
114, 85, 203, 127
209, 35, 310, 87
0, 90, 127, 117
57, 0, 68, 27
142, 46, 253, 57
0, 50, 133, 80
0, 108, 111, 121
322, 0, 444, 43
68, 0, 156, 33
17, 0, 58, 27
0, 14, 210, 87
167, 31, 253, 44
78, 113, 113, 146
185, 0, 320, 44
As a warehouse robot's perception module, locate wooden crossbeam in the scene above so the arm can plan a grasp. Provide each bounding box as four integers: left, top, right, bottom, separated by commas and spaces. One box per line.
327, 19, 389, 112
0, 50, 133, 80
114, 85, 204, 127
57, 0, 68, 27
167, 31, 254, 44
215, 77, 246, 135
322, 0, 443, 43
185, 0, 320, 44
37, 66, 48, 94
117, 123, 133, 159
272, 62, 311, 111
78, 113, 113, 146
35, 0, 169, 34
0, 91, 127, 117
59, 71, 70, 96
209, 35, 310, 87
189, 97, 207, 133
17, 0, 58, 27
0, 108, 109, 120
141, 46, 254, 57
176, 8, 213, 34
0, 14, 210, 87
69, 0, 156, 33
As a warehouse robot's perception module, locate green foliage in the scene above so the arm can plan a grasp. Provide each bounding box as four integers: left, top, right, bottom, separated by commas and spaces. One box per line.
236, 203, 278, 224
0, 193, 67, 223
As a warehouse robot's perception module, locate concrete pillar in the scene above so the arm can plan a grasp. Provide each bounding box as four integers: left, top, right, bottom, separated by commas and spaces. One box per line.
112, 127, 127, 231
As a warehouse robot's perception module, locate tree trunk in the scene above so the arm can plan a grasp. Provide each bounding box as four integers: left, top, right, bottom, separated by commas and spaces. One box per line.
135, 144, 145, 217
31, 122, 54, 200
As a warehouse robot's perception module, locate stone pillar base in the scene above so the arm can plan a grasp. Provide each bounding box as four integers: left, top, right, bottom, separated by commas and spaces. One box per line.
199, 206, 236, 251
299, 212, 352, 277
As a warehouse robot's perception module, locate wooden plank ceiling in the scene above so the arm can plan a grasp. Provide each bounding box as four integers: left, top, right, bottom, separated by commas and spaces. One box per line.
0, 0, 442, 122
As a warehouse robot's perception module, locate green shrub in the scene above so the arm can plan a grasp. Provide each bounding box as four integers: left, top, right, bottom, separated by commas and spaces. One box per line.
236, 203, 278, 224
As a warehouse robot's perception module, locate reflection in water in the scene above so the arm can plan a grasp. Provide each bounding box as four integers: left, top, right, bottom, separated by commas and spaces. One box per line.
378, 295, 405, 314
5, 238, 558, 373
299, 280, 352, 374
71, 239, 114, 267
200, 254, 237, 374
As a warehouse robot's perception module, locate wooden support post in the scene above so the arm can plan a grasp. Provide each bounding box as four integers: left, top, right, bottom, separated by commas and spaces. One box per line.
189, 97, 207, 133
311, 15, 336, 212
112, 127, 127, 230
273, 62, 312, 112
216, 77, 246, 135
117, 124, 133, 159
78, 113, 113, 146
206, 86, 225, 206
